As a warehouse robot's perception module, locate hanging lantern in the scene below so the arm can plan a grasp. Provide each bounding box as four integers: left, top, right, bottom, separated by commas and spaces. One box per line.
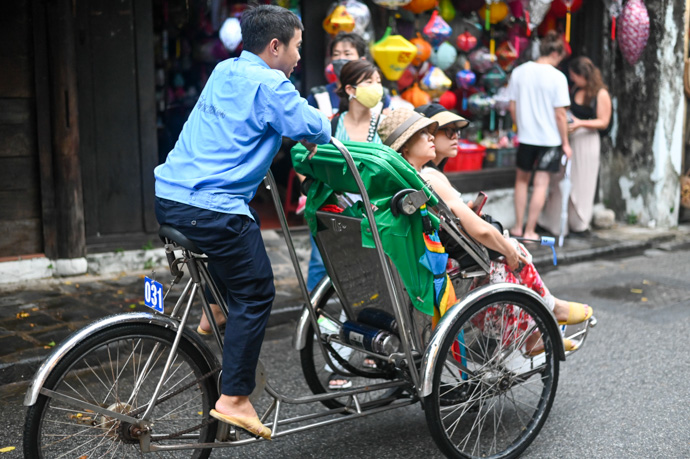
618, 0, 649, 65
372, 0, 413, 8
371, 27, 418, 81
478, 1, 510, 25
537, 11, 557, 36
526, 0, 554, 32
496, 40, 518, 70
469, 47, 496, 73
402, 83, 432, 107
410, 33, 432, 66
440, 0, 457, 22
439, 90, 457, 110
481, 65, 507, 92
609, 0, 623, 41
403, 0, 438, 14
468, 92, 494, 116
421, 66, 452, 98
456, 67, 477, 89
342, 0, 373, 41
456, 31, 478, 53
550, 0, 582, 18
219, 18, 242, 52
397, 61, 430, 92
423, 10, 453, 47
430, 42, 457, 70
322, 5, 356, 35
507, 0, 525, 18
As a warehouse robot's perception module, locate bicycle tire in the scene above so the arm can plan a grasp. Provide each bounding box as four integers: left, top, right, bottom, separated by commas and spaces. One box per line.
299, 284, 404, 410
24, 323, 218, 458
424, 291, 560, 459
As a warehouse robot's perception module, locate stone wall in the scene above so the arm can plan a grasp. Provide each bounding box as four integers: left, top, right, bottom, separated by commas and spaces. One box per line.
599, 0, 686, 228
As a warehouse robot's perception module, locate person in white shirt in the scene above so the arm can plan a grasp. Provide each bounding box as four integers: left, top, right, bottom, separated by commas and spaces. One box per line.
507, 31, 571, 240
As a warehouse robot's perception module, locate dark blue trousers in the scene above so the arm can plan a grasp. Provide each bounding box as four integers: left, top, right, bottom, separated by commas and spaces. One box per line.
155, 197, 275, 396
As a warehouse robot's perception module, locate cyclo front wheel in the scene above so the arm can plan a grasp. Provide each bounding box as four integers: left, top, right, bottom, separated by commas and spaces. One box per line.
424, 291, 560, 459
24, 323, 218, 458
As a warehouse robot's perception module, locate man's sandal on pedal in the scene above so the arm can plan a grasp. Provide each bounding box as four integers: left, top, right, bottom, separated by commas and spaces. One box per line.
525, 338, 578, 357
328, 373, 353, 390
209, 409, 272, 440
559, 302, 593, 325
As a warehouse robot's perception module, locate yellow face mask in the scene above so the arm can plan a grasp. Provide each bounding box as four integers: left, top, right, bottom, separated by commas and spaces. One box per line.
352, 83, 383, 109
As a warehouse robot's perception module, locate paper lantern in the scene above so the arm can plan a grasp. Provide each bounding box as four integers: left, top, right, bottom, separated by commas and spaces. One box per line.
479, 2, 510, 24
508, 0, 525, 18
410, 33, 432, 66
423, 10, 453, 47
430, 42, 457, 71
481, 65, 507, 91
456, 68, 476, 89
439, 90, 457, 110
618, 0, 649, 65
397, 61, 431, 92
373, 0, 413, 8
468, 92, 494, 116
537, 11, 557, 36
550, 0, 583, 18
421, 66, 452, 98
469, 47, 496, 73
454, 0, 485, 13
402, 83, 432, 107
456, 31, 478, 53
323, 6, 355, 35
324, 62, 338, 84
371, 27, 418, 81
342, 0, 373, 40
440, 0, 457, 22
496, 41, 518, 70
403, 0, 437, 14
527, 0, 553, 31
219, 18, 242, 52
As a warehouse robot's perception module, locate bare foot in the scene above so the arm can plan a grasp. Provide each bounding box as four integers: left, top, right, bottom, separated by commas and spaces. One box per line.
552, 299, 570, 324
215, 395, 258, 419
509, 226, 523, 237
199, 303, 226, 334
523, 231, 539, 240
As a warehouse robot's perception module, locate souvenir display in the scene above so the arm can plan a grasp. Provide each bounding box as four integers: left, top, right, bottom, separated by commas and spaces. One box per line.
468, 91, 494, 116
371, 27, 418, 81
526, 0, 553, 32
478, 1, 510, 26
423, 11, 453, 47
430, 42, 457, 71
469, 47, 496, 73
342, 0, 374, 41
456, 31, 478, 53
410, 33, 432, 66
439, 0, 457, 22
496, 40, 518, 70
373, 0, 413, 8
481, 65, 507, 92
322, 5, 355, 35
618, 0, 649, 65
439, 90, 458, 110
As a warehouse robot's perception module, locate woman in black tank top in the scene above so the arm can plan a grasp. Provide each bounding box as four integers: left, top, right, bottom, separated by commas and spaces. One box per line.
538, 57, 612, 237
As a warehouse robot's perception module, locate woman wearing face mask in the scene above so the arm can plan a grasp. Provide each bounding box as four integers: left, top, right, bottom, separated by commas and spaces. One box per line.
377, 109, 593, 355
414, 103, 469, 172
333, 60, 384, 143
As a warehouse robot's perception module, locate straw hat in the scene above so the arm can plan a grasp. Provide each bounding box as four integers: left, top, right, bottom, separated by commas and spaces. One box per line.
415, 103, 469, 129
377, 108, 439, 152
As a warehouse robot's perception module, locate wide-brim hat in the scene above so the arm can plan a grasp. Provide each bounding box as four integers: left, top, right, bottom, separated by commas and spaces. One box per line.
415, 103, 469, 129
377, 108, 439, 153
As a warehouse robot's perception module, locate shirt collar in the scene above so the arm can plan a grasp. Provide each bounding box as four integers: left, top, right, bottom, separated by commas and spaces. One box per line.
240, 50, 271, 69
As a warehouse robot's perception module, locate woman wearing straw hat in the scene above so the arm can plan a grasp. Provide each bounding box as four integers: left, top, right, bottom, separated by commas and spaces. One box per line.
377, 108, 592, 354
414, 103, 469, 172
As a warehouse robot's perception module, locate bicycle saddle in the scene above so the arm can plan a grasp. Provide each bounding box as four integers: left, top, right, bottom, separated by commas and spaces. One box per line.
158, 224, 203, 254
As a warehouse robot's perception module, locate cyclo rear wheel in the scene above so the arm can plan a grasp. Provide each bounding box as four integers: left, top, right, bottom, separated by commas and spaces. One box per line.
24, 323, 218, 458
424, 291, 560, 459
300, 284, 405, 410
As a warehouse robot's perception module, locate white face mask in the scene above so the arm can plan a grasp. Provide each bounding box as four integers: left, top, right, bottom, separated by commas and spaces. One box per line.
351, 83, 383, 109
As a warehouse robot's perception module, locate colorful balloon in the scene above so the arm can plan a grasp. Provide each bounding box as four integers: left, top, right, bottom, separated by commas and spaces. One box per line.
456, 31, 478, 53
423, 10, 453, 47
410, 33, 432, 66
618, 0, 649, 65
430, 42, 457, 71
371, 27, 418, 81
478, 2, 510, 24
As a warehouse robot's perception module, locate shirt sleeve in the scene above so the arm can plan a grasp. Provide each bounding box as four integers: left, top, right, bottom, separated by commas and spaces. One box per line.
263, 79, 331, 144
552, 71, 571, 108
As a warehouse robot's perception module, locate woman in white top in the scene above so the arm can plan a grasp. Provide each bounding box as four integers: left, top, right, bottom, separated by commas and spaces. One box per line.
377, 108, 593, 354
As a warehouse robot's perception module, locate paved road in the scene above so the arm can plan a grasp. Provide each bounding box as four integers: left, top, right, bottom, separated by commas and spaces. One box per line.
2, 246, 690, 458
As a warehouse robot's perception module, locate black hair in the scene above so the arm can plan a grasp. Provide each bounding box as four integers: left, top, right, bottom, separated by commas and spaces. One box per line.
336, 60, 379, 112
240, 4, 303, 54
539, 31, 566, 58
329, 32, 368, 59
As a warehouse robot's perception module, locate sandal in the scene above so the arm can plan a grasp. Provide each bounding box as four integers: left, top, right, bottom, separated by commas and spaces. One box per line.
328, 374, 353, 390
363, 358, 377, 369
558, 302, 593, 326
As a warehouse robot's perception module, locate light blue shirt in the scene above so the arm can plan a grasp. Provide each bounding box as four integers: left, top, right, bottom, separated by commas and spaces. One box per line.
154, 51, 331, 219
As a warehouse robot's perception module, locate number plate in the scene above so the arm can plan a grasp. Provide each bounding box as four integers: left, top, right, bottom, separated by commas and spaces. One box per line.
144, 277, 164, 313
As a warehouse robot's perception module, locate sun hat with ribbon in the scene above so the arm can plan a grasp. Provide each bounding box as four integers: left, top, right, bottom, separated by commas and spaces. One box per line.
377, 108, 439, 153
414, 103, 469, 130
